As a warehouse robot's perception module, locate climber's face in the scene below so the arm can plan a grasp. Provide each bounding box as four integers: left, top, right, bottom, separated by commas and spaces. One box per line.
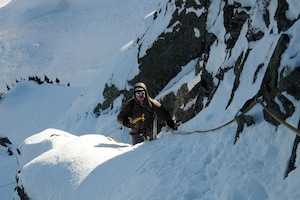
135, 91, 145, 104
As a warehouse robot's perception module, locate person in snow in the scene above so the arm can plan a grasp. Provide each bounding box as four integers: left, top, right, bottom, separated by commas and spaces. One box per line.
117, 82, 178, 145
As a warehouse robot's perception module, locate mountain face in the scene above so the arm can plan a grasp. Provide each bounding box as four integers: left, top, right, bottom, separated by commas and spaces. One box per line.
94, 0, 300, 172
9, 0, 300, 199
97, 0, 299, 125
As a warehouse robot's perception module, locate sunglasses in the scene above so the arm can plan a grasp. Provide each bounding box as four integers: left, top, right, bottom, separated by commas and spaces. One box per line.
135, 91, 145, 95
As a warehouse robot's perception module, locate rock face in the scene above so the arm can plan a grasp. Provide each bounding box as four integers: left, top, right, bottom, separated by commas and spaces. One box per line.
98, 0, 299, 124
95, 0, 300, 175
0, 134, 13, 156
130, 0, 214, 98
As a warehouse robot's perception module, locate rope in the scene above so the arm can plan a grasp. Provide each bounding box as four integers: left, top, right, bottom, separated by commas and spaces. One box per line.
0, 182, 15, 188
171, 98, 300, 137
171, 118, 236, 135
172, 100, 257, 135
106, 127, 122, 137
256, 99, 300, 137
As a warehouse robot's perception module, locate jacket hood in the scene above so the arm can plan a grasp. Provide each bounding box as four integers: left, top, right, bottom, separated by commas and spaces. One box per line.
134, 82, 148, 93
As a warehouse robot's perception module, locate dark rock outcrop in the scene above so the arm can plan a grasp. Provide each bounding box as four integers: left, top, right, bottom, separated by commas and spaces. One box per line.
97, 0, 299, 126
0, 135, 13, 156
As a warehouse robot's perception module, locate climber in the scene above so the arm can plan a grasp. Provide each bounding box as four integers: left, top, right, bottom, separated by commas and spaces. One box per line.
117, 82, 178, 145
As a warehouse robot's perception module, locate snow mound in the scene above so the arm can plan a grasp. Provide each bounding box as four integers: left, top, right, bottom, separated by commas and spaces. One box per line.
18, 128, 132, 199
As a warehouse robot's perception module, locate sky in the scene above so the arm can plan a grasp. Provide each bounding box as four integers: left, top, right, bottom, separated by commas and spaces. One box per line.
0, 0, 300, 199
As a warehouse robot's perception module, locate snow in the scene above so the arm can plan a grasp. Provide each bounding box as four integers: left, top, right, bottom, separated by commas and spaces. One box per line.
138, 0, 176, 58
286, 0, 300, 20
0, 81, 81, 145
10, 122, 299, 200
0, 0, 300, 200
0, 0, 10, 8
157, 59, 198, 98
0, 0, 160, 91
17, 130, 132, 200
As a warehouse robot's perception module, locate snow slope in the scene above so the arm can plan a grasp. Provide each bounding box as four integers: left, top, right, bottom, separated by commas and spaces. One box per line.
0, 0, 160, 91
15, 124, 300, 200
0, 0, 300, 199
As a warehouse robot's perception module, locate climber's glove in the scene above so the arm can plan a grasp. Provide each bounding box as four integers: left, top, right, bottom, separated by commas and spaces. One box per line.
123, 118, 134, 128
167, 120, 179, 130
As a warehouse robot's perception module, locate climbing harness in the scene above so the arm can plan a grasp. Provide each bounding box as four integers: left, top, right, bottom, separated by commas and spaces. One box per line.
131, 113, 152, 141
131, 112, 158, 141
132, 113, 145, 124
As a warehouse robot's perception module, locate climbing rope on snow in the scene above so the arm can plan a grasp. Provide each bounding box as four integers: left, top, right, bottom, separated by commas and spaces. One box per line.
171, 118, 236, 135
0, 182, 15, 188
256, 99, 300, 137
171, 100, 257, 135
171, 97, 300, 137
107, 127, 122, 136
